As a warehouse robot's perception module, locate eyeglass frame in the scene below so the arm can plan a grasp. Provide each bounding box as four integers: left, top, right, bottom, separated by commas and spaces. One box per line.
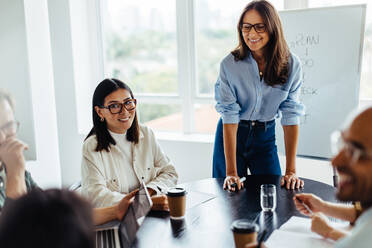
240, 23, 266, 34
331, 130, 372, 165
99, 99, 137, 114
0, 120, 20, 138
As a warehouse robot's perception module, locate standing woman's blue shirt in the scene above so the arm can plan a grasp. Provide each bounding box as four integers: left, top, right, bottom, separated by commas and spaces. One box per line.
215, 52, 305, 125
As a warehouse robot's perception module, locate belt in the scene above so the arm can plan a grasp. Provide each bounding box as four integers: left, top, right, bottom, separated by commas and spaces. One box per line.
239, 119, 274, 127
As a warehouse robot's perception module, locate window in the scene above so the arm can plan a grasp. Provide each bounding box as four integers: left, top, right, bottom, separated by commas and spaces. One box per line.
100, 0, 283, 135
194, 0, 245, 96
98, 0, 371, 136
102, 0, 178, 95
194, 0, 284, 96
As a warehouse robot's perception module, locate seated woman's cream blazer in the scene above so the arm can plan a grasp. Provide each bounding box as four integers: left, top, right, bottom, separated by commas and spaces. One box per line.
81, 125, 178, 208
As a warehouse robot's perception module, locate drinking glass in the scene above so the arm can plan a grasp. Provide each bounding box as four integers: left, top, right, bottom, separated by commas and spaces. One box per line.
260, 184, 276, 211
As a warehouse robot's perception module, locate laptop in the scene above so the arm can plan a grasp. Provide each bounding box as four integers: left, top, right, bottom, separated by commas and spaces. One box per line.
95, 181, 153, 248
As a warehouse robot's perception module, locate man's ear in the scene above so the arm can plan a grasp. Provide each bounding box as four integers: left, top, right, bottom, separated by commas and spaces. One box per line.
94, 106, 104, 120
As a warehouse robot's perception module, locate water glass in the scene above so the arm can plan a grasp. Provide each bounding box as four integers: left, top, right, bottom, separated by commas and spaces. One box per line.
260, 184, 276, 211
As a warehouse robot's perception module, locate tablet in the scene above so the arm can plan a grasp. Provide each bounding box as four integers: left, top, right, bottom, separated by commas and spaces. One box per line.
119, 181, 153, 247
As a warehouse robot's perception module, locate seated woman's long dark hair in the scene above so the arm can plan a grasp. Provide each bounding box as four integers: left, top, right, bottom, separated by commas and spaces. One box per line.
86, 78, 139, 152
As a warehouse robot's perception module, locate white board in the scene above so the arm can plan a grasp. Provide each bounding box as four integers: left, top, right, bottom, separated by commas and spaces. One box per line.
276, 4, 366, 159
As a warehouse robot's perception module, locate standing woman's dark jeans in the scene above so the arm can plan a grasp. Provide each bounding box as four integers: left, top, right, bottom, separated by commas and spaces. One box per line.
212, 118, 281, 178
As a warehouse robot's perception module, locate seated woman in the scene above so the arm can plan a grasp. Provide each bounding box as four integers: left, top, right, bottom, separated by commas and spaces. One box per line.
80, 78, 178, 210
0, 88, 135, 225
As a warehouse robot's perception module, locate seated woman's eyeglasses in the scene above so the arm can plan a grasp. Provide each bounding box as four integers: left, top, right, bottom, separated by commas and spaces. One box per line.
241, 23, 266, 33
100, 99, 137, 114
331, 130, 372, 165
0, 121, 20, 138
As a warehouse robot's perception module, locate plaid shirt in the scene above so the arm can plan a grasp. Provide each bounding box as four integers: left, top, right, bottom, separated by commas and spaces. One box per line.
0, 165, 38, 211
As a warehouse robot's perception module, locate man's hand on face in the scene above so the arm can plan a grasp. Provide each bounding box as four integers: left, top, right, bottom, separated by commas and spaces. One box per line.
0, 136, 28, 176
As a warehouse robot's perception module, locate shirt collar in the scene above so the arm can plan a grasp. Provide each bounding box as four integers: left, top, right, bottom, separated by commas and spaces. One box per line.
108, 127, 144, 142
108, 130, 127, 139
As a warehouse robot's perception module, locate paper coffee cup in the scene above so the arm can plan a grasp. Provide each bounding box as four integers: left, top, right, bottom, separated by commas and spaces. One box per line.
231, 219, 259, 248
166, 187, 187, 219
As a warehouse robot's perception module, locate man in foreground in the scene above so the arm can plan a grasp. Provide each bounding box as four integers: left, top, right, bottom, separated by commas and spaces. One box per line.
246, 106, 372, 248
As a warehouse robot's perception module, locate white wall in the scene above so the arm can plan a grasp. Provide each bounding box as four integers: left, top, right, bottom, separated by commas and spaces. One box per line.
47, 0, 86, 188
157, 134, 215, 183
0, 0, 36, 160
47, 0, 108, 187
157, 134, 334, 186
24, 0, 62, 188
0, 0, 61, 188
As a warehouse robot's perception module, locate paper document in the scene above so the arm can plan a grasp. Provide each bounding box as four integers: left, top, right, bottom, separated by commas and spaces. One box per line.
266, 216, 349, 248
186, 190, 216, 210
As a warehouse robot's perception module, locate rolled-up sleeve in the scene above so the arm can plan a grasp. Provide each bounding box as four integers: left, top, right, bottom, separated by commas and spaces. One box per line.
279, 55, 305, 126
215, 62, 241, 124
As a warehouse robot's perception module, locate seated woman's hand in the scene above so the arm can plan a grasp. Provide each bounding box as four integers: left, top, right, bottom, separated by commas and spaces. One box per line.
151, 195, 169, 211
293, 193, 325, 216
116, 189, 138, 220
281, 172, 304, 189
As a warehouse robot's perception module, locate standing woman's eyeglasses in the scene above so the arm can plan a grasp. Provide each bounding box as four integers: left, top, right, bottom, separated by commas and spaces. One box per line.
100, 99, 137, 114
241, 23, 266, 33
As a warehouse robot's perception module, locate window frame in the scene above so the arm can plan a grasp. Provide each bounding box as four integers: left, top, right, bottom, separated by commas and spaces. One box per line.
93, 0, 372, 136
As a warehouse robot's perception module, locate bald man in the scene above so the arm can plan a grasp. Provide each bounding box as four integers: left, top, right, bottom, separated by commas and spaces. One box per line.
246, 107, 372, 248
294, 107, 372, 248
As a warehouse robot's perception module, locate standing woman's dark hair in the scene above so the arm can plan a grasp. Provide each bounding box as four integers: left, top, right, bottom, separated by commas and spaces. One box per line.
0, 189, 94, 248
86, 78, 139, 151
231, 0, 289, 86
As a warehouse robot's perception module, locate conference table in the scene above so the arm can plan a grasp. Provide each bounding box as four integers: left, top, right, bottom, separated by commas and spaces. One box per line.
132, 176, 337, 248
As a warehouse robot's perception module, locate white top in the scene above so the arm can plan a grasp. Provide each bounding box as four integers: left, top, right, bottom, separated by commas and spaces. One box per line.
108, 130, 139, 192
80, 125, 178, 208
335, 207, 372, 248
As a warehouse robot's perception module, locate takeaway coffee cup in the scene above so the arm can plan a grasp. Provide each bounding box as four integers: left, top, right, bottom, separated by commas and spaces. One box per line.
231, 219, 259, 248
166, 187, 187, 219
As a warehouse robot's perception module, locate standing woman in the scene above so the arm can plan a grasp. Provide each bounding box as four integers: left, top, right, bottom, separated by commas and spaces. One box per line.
213, 0, 305, 191
81, 78, 178, 209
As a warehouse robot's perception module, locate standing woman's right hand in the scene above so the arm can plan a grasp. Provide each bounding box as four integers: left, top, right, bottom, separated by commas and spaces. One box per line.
223, 175, 244, 191
222, 123, 241, 191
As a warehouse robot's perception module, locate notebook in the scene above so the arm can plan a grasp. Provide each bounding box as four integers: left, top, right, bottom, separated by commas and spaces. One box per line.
265, 216, 350, 248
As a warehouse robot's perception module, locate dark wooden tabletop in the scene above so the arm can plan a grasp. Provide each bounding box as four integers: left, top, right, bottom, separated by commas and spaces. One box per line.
132, 176, 337, 248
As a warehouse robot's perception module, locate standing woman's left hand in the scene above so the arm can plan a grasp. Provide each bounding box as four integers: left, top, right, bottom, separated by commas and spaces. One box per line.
281, 172, 304, 189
